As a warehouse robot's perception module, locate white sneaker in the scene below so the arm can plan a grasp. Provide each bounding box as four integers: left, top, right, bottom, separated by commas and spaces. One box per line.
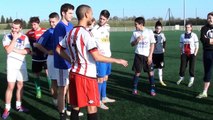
102, 97, 116, 103
196, 92, 208, 99
100, 102, 109, 110
66, 110, 71, 116
188, 79, 194, 87
177, 79, 183, 85
160, 81, 167, 86
78, 112, 84, 116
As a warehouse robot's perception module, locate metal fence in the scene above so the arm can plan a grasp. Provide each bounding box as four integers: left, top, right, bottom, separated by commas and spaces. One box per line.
0, 26, 203, 34
110, 26, 202, 32
0, 29, 29, 35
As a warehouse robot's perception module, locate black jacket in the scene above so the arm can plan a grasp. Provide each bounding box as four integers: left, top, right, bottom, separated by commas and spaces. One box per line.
200, 24, 213, 51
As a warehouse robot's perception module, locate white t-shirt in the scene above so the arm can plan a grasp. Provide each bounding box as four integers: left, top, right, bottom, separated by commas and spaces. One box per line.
180, 32, 199, 54
91, 24, 111, 57
130, 28, 156, 56
2, 33, 30, 70
59, 26, 98, 78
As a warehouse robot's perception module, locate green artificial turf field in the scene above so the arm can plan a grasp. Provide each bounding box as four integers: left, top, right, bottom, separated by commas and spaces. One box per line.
0, 31, 212, 120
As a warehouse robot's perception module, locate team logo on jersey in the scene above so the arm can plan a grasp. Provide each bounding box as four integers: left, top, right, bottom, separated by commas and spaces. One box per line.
206, 29, 213, 38
141, 41, 148, 45
16, 38, 24, 49
88, 100, 94, 104
154, 35, 162, 43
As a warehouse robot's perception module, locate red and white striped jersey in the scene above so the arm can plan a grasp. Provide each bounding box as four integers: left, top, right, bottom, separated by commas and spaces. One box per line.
59, 26, 98, 78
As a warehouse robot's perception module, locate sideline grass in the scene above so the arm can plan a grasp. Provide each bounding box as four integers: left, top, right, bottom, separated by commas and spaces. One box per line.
0, 31, 213, 120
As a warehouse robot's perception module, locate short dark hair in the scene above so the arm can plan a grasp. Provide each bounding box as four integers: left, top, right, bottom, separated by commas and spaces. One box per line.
76, 4, 91, 20
185, 21, 192, 27
100, 10, 110, 19
13, 19, 23, 28
135, 17, 145, 26
207, 12, 213, 17
60, 3, 74, 16
49, 12, 60, 19
29, 17, 40, 24
155, 20, 162, 28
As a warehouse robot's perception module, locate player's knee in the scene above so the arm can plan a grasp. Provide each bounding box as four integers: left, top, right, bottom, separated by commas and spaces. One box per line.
87, 106, 97, 114
17, 81, 24, 88
135, 73, 141, 76
7, 84, 15, 91
58, 86, 67, 95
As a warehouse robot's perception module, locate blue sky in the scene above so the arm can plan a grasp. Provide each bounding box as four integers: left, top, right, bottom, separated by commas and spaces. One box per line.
0, 0, 212, 21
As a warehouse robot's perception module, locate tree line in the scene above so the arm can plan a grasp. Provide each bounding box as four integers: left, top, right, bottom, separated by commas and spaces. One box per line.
110, 16, 207, 26
0, 15, 208, 29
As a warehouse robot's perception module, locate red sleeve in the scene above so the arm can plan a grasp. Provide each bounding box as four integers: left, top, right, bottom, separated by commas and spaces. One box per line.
89, 48, 98, 53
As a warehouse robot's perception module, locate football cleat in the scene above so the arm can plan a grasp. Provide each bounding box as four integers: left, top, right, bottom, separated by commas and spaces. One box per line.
2, 109, 10, 120
196, 92, 207, 99
132, 89, 138, 95
102, 97, 116, 103
150, 89, 156, 96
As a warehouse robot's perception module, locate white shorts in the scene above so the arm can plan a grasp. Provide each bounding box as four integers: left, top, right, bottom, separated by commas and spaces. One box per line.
47, 55, 58, 80
7, 69, 28, 82
56, 69, 70, 87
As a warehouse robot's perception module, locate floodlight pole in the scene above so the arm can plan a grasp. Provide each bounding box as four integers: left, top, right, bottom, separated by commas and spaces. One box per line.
183, 0, 186, 26
195, 8, 197, 25
168, 8, 171, 26
123, 8, 124, 19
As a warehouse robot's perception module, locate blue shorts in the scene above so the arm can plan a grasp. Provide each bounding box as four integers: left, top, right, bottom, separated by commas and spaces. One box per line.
96, 62, 111, 78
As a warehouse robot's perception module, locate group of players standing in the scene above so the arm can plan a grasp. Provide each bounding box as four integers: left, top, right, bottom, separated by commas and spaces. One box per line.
131, 12, 213, 101
1, 3, 213, 120
1, 3, 128, 120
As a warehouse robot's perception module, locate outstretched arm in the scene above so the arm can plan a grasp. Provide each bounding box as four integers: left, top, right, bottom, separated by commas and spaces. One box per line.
90, 49, 128, 67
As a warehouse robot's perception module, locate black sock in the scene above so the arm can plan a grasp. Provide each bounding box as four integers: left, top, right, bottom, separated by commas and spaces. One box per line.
87, 113, 98, 120
67, 104, 72, 111
59, 112, 65, 120
70, 109, 79, 120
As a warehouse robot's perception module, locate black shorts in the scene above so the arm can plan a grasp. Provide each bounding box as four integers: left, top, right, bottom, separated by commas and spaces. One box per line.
32, 61, 47, 73
153, 53, 164, 69
132, 54, 153, 73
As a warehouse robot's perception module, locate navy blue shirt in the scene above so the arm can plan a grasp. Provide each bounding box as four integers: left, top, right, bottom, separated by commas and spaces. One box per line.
37, 28, 54, 51
53, 21, 73, 69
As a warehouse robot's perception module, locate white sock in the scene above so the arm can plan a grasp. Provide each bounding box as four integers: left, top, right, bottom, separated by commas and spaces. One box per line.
190, 77, 194, 82
16, 101, 22, 108
180, 76, 184, 81
158, 69, 163, 82
5, 103, 11, 111
203, 89, 207, 94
